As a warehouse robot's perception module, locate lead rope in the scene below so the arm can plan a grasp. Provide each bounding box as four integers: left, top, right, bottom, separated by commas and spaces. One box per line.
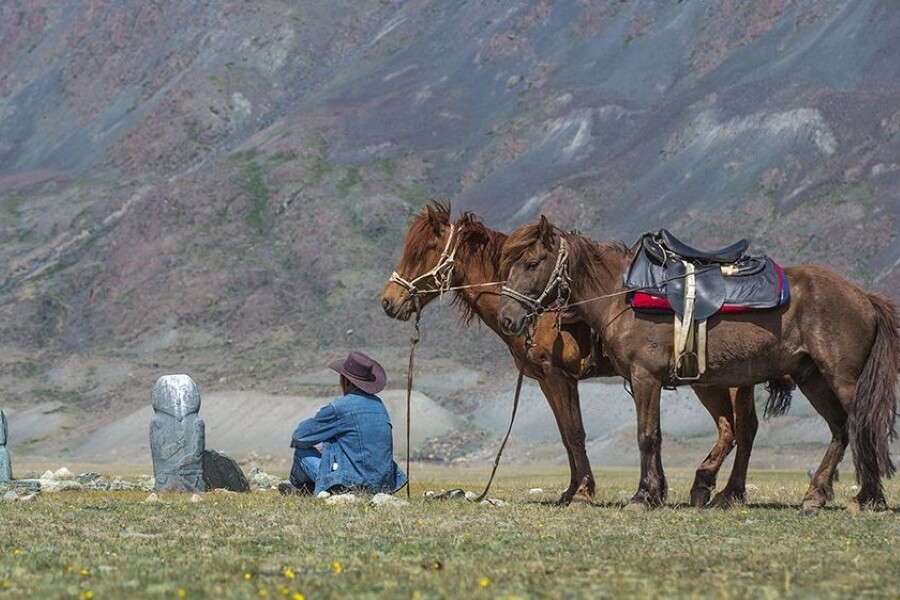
404, 299, 421, 500
472, 366, 524, 503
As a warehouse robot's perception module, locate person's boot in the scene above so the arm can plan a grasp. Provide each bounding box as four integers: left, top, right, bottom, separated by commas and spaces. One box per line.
278, 481, 313, 496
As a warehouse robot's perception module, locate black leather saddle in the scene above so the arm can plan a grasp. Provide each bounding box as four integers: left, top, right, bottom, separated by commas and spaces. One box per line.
625, 230, 778, 320
657, 229, 749, 264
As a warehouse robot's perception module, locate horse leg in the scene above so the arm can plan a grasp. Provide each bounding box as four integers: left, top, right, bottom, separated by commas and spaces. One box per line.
688, 386, 736, 507
709, 386, 758, 508
628, 371, 666, 508
795, 368, 847, 514
537, 375, 594, 505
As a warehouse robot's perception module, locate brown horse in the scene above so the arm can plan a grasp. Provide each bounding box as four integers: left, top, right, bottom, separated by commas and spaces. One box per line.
382, 202, 770, 506
498, 216, 899, 511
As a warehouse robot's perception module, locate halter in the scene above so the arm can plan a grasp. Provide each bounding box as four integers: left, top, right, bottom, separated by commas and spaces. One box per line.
389, 223, 458, 300
501, 236, 571, 320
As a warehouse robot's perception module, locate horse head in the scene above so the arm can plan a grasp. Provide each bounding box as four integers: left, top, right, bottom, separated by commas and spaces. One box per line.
498, 215, 567, 336
381, 201, 456, 321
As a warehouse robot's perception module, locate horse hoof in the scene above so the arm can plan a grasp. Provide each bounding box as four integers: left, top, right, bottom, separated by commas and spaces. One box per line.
799, 504, 821, 517
690, 489, 712, 508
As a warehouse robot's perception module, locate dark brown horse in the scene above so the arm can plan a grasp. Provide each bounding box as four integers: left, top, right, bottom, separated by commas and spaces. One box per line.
498, 216, 899, 511
382, 203, 769, 506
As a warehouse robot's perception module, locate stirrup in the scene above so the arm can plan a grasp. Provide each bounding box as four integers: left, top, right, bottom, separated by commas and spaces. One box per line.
675, 351, 702, 381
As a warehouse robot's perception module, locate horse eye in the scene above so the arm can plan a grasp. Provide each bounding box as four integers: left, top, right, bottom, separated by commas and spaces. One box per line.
525, 260, 539, 270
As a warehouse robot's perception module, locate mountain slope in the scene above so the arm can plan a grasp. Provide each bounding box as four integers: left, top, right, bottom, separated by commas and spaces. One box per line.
0, 0, 897, 459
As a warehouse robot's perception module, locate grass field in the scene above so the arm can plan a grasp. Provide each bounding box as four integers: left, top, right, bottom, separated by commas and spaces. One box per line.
1, 465, 898, 599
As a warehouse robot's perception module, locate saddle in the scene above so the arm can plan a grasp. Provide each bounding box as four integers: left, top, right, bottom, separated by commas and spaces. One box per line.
624, 230, 790, 381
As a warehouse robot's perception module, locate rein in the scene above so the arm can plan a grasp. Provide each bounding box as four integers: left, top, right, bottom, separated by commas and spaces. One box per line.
501, 234, 718, 318
391, 222, 520, 502
403, 304, 421, 500
472, 363, 525, 503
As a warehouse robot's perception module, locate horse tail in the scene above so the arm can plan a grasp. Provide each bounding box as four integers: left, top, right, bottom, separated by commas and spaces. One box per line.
763, 375, 795, 418
850, 293, 899, 481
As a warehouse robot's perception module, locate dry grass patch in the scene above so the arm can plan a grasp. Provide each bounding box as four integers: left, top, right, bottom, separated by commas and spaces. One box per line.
1, 466, 898, 598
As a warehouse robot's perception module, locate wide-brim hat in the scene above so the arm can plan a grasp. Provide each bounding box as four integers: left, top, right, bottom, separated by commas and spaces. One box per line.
329, 351, 387, 395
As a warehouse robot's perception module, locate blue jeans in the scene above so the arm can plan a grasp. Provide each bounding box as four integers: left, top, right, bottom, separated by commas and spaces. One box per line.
290, 446, 321, 488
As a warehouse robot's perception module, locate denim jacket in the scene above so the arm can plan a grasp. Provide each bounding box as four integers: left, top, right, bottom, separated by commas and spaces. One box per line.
291, 389, 407, 495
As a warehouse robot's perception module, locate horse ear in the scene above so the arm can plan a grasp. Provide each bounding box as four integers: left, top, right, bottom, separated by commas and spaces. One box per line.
426, 203, 443, 236
537, 215, 554, 249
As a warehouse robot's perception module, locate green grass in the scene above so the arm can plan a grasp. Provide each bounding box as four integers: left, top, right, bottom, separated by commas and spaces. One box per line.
1, 466, 898, 599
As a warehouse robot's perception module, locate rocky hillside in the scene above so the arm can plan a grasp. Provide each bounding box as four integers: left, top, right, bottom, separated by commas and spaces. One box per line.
0, 0, 897, 459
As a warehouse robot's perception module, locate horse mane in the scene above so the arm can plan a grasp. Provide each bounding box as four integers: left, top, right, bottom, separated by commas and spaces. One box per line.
501, 221, 630, 293
450, 211, 507, 326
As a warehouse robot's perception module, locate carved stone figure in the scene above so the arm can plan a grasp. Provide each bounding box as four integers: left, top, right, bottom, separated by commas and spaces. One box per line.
149, 375, 205, 492
0, 409, 11, 482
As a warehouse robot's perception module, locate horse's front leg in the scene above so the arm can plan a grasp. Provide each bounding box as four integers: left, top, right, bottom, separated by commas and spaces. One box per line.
628, 372, 665, 508
537, 374, 594, 505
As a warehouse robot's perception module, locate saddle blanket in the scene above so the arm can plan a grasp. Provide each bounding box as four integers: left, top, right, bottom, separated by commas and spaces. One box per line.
624, 253, 790, 315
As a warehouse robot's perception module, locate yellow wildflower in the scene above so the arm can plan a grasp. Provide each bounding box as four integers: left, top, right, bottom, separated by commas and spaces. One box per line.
480, 576, 490, 588
283, 568, 295, 580
244, 572, 254, 581
332, 561, 343, 574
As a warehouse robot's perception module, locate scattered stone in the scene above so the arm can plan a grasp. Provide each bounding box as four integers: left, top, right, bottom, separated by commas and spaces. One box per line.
202, 449, 250, 492
0, 409, 11, 482
150, 374, 206, 493
54, 467, 75, 480
41, 470, 56, 481
190, 493, 203, 503
77, 472, 103, 484
3, 490, 18, 503
249, 468, 283, 490
370, 493, 409, 508
480, 498, 507, 507
744, 484, 760, 494
144, 493, 159, 503
450, 458, 469, 468
528, 488, 544, 496
316, 490, 332, 500
18, 493, 37, 503
324, 493, 360, 505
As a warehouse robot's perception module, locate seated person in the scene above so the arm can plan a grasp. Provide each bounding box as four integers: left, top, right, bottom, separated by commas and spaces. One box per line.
281, 351, 408, 496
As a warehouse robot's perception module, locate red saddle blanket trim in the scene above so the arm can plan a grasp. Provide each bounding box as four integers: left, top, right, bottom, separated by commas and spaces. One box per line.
629, 263, 789, 314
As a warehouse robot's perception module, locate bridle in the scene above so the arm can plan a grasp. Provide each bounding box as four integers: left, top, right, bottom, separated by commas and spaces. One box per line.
501, 235, 571, 322
388, 224, 459, 309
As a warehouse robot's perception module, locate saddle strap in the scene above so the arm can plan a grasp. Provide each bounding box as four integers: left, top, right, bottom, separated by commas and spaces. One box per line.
673, 262, 708, 380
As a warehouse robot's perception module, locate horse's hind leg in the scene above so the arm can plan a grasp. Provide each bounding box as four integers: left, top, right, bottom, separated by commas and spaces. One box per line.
689, 386, 736, 507
537, 375, 594, 505
796, 368, 847, 514
709, 386, 757, 508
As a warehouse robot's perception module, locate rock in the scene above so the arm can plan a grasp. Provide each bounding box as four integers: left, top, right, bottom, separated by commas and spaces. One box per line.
528, 488, 544, 495
77, 472, 103, 484
324, 493, 359, 505
370, 493, 409, 507
18, 493, 37, 503
54, 467, 75, 480
41, 470, 56, 481
190, 493, 203, 503
249, 470, 283, 490
144, 493, 159, 503
202, 449, 250, 492
3, 490, 18, 503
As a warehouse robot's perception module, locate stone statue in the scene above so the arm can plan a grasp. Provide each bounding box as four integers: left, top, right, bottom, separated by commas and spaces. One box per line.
149, 374, 205, 492
0, 409, 11, 482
